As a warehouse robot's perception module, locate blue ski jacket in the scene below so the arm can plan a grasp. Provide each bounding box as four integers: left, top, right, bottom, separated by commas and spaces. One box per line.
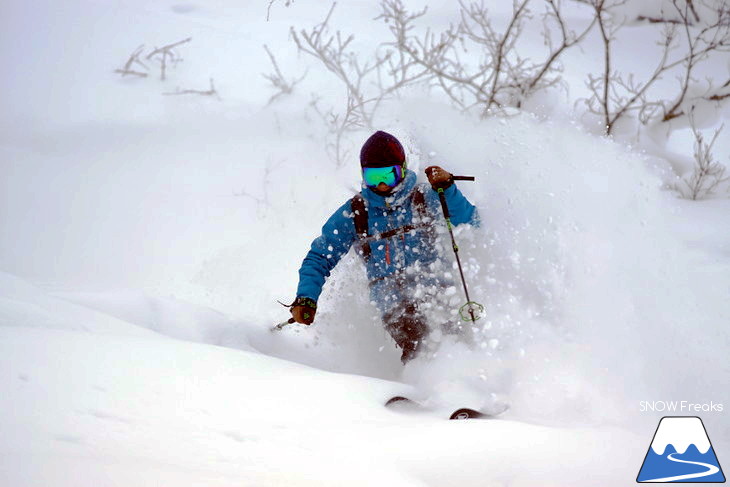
296, 169, 478, 312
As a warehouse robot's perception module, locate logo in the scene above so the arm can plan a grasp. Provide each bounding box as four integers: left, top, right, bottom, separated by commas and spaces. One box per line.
637, 416, 725, 483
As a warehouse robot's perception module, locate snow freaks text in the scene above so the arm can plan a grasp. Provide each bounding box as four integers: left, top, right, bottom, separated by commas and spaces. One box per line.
640, 401, 724, 413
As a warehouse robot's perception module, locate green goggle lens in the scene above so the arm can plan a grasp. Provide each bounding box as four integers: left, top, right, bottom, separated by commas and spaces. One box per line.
362, 165, 404, 189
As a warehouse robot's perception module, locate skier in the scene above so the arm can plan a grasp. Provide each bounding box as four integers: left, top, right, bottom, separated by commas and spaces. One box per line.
289, 131, 479, 363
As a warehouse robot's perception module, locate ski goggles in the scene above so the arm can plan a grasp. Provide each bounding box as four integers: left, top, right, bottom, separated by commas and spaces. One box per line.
362, 164, 404, 189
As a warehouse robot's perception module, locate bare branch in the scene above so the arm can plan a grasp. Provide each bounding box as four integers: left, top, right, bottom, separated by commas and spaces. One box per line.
262, 44, 307, 105
592, 0, 615, 131
114, 45, 149, 78
267, 0, 294, 21
146, 37, 192, 81
162, 78, 220, 98
581, 0, 730, 135
636, 0, 702, 24
675, 110, 728, 199
288, 1, 430, 164
233, 157, 286, 215
533, 0, 597, 86
146, 37, 192, 60
382, 0, 594, 117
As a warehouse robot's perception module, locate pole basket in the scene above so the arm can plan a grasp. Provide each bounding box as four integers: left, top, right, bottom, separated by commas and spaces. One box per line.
459, 301, 485, 322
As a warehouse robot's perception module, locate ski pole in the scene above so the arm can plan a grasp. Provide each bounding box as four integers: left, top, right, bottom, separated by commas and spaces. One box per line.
432, 173, 484, 322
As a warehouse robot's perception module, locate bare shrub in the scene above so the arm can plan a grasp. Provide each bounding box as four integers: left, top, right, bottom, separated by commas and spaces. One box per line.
276, 0, 728, 180
115, 38, 221, 98
579, 0, 730, 135
262, 44, 307, 105
115, 38, 192, 82
381, 0, 595, 116
675, 112, 728, 199
290, 2, 430, 165
285, 0, 593, 164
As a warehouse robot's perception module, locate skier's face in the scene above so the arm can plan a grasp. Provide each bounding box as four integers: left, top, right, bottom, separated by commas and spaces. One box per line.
374, 182, 394, 194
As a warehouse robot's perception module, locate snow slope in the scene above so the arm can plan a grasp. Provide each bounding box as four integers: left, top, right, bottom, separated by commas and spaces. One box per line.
1, 273, 647, 487
1, 0, 729, 485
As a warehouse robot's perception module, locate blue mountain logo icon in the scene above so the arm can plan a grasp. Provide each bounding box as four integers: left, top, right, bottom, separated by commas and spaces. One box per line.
637, 416, 725, 483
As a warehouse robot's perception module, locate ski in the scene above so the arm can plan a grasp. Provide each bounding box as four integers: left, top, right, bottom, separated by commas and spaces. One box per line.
385, 396, 508, 420
450, 408, 491, 420
385, 396, 423, 409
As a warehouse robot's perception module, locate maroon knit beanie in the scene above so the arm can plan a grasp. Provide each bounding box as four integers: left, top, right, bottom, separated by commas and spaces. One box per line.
360, 131, 406, 168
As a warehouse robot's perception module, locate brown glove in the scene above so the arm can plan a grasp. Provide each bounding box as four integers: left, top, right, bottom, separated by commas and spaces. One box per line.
290, 297, 317, 325
425, 165, 454, 190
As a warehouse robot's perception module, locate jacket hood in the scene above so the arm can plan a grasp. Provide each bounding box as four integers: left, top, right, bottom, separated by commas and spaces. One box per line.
361, 169, 418, 209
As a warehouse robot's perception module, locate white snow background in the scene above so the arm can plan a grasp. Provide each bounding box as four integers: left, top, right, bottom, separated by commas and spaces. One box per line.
1, 0, 729, 486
